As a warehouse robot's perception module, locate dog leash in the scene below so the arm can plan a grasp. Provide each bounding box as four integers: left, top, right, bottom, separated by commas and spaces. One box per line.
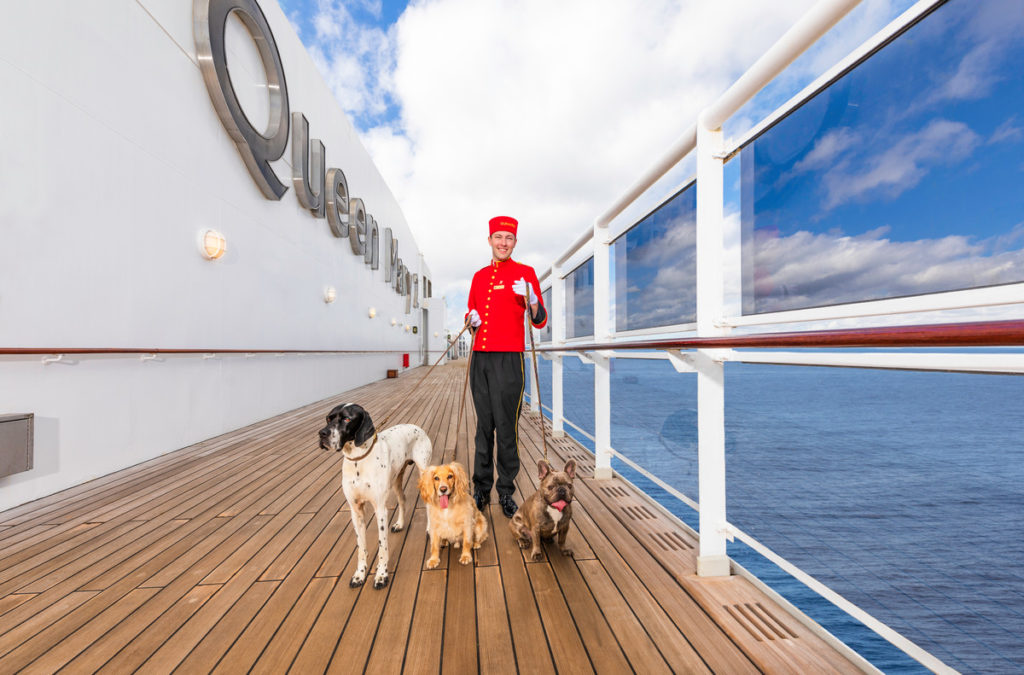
526, 311, 549, 460
449, 323, 478, 464
375, 322, 473, 432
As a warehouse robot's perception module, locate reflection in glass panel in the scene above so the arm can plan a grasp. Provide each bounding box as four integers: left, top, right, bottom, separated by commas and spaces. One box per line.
742, 0, 1024, 314
613, 183, 697, 331
566, 258, 594, 339
539, 288, 552, 342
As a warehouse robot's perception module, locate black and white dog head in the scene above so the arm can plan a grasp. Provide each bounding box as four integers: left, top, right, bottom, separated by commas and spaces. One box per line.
318, 403, 377, 452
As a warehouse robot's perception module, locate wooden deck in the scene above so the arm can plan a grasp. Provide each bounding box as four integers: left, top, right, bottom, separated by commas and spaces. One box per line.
0, 362, 865, 673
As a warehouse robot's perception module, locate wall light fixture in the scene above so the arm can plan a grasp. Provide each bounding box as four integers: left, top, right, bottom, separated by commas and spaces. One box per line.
199, 229, 227, 260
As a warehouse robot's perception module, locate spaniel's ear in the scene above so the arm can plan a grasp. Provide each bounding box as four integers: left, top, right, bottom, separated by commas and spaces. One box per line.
537, 459, 551, 480
452, 462, 470, 499
354, 408, 376, 446
564, 459, 577, 480
418, 467, 436, 503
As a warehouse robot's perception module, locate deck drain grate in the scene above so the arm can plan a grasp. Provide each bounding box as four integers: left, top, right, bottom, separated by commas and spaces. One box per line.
600, 486, 628, 499
725, 602, 798, 642
621, 505, 655, 521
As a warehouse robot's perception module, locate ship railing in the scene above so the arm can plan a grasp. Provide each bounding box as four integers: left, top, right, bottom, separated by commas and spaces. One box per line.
529, 0, 1024, 671
525, 321, 1024, 675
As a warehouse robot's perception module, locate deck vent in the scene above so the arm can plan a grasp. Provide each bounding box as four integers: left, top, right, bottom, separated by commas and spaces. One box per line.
621, 505, 656, 521
600, 486, 628, 499
725, 602, 798, 642
0, 414, 34, 479
650, 531, 694, 551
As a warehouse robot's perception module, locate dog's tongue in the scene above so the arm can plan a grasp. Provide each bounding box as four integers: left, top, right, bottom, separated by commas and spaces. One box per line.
551, 500, 568, 512
439, 494, 449, 509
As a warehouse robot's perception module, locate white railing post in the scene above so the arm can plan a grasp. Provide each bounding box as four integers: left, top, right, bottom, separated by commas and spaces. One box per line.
593, 226, 613, 479
695, 116, 730, 577
551, 265, 566, 437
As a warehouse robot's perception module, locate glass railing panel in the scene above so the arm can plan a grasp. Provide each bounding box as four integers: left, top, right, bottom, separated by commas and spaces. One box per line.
725, 360, 1024, 673
612, 182, 697, 331
526, 355, 595, 449
741, 0, 1024, 315
566, 258, 595, 339
539, 287, 552, 342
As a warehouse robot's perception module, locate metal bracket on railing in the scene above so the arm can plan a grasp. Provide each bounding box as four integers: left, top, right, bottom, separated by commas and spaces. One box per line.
202, 353, 216, 360
245, 353, 255, 358
666, 350, 697, 373
719, 524, 737, 542
41, 354, 64, 365
140, 353, 159, 362
576, 352, 595, 365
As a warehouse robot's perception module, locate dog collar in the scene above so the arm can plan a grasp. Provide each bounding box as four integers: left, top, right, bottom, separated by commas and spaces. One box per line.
343, 433, 378, 463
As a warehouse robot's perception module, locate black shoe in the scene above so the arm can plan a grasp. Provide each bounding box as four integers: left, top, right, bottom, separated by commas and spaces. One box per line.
474, 491, 489, 512
499, 494, 518, 518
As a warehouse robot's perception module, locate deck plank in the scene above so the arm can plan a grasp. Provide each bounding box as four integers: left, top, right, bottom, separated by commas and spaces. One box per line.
0, 363, 864, 674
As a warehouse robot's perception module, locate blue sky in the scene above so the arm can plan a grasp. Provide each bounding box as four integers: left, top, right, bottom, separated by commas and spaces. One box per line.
743, 0, 1024, 313
271, 0, 934, 330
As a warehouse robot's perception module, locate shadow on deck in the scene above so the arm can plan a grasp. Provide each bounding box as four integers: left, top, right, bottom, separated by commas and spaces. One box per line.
0, 362, 864, 673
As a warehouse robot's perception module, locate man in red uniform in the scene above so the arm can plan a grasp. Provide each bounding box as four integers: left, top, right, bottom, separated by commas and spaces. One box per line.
466, 215, 547, 518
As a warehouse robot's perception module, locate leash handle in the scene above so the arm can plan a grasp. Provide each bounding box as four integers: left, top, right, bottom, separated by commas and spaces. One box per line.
526, 311, 548, 460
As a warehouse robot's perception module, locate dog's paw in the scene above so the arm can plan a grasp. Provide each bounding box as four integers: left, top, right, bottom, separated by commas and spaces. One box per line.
561, 547, 574, 557
373, 573, 389, 589
459, 552, 473, 565
390, 523, 404, 533
516, 538, 529, 549
426, 556, 440, 569
529, 549, 543, 561
349, 574, 366, 588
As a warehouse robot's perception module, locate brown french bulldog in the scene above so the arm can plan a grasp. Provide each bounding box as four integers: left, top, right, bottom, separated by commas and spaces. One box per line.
509, 459, 577, 561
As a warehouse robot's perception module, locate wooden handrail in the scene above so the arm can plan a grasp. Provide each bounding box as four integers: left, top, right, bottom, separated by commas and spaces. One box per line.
535, 319, 1024, 352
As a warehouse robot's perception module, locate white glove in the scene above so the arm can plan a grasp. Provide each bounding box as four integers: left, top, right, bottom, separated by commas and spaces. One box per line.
467, 309, 481, 327
512, 277, 536, 304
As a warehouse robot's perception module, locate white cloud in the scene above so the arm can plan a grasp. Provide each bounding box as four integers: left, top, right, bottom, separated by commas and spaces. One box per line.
306, 0, 397, 122
300, 0, 932, 329
820, 119, 980, 208
371, 0, 832, 328
751, 225, 1024, 313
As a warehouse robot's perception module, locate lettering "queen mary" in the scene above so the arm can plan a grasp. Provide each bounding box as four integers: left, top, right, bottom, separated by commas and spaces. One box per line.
193, 0, 420, 305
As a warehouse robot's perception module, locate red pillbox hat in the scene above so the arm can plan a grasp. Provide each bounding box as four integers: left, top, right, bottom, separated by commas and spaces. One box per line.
488, 215, 518, 236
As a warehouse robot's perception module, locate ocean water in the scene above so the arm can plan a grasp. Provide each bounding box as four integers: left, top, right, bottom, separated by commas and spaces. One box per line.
528, 355, 1024, 674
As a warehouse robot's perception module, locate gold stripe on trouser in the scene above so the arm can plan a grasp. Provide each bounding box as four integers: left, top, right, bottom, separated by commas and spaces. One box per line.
513, 352, 524, 458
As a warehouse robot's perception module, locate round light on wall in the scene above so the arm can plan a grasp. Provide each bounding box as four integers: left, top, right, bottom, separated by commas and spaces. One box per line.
404, 324, 411, 332
391, 318, 397, 326
199, 229, 227, 260
324, 286, 337, 303
368, 307, 376, 318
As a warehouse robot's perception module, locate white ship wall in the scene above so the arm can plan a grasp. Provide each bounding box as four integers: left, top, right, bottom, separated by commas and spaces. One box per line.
0, 0, 446, 511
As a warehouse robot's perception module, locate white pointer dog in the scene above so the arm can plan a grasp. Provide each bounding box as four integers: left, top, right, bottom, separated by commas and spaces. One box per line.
318, 403, 431, 589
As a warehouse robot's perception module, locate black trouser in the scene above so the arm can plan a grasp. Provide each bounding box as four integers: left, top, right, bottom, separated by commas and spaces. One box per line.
470, 351, 524, 499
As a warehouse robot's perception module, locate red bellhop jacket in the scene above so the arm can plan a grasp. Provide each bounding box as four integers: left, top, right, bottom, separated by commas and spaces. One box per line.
466, 258, 547, 352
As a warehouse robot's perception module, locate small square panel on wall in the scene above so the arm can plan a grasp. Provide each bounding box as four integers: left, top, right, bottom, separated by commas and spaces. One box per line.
0, 414, 34, 478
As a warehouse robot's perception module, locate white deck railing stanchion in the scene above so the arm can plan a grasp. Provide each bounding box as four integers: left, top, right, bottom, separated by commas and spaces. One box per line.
593, 227, 614, 479
695, 120, 730, 576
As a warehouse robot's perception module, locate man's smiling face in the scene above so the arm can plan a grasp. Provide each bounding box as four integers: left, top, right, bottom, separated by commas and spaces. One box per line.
489, 230, 516, 262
